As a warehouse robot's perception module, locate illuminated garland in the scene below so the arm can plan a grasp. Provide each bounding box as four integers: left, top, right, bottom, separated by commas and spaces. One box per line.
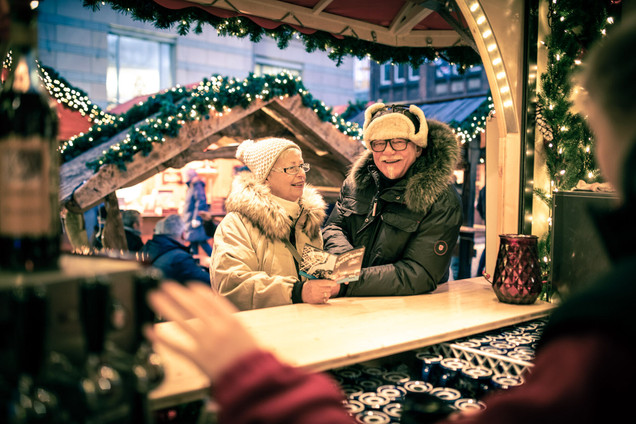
82, 0, 481, 70
2, 52, 112, 125
59, 72, 363, 171
39, 64, 115, 126
535, 0, 620, 292
2, 51, 117, 130
449, 96, 493, 145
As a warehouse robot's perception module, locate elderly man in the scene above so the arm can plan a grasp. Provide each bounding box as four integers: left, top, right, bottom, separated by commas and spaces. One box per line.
140, 214, 210, 286
322, 103, 463, 296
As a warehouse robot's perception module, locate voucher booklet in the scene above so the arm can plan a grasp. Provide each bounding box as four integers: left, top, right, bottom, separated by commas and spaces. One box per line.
299, 245, 365, 284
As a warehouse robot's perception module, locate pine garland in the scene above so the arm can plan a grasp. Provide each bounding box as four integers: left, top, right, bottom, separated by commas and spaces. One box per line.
448, 95, 494, 145
58, 72, 363, 171
81, 0, 481, 70
536, 0, 607, 193
535, 0, 620, 293
40, 64, 114, 126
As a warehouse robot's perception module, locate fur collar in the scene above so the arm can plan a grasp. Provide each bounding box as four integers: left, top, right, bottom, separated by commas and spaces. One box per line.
348, 119, 459, 214
225, 172, 326, 240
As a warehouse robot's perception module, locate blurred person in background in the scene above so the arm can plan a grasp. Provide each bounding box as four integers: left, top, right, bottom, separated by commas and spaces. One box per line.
183, 168, 213, 257
89, 204, 107, 250
121, 209, 144, 252
140, 214, 210, 286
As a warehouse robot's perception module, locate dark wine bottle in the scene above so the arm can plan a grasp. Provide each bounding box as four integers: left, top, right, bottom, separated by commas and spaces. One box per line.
0, 1, 60, 271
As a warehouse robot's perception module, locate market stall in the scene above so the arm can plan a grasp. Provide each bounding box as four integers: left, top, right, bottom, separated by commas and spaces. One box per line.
1, 1, 626, 423
59, 91, 364, 249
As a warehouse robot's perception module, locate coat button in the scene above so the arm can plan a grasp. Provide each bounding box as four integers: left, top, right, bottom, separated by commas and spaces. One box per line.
396, 196, 401, 200
365, 218, 369, 222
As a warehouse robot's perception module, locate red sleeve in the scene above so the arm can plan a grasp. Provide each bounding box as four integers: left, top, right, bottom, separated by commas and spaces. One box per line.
437, 331, 631, 424
215, 350, 355, 424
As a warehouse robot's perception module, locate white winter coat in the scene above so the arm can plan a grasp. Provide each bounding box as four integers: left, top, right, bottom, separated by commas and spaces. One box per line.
211, 172, 326, 310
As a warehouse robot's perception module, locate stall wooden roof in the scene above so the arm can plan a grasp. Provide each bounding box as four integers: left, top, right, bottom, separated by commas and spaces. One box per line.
60, 94, 364, 213
152, 0, 476, 50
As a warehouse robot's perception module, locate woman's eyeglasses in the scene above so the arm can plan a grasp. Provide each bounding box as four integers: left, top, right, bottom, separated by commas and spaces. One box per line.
369, 139, 410, 152
271, 163, 311, 175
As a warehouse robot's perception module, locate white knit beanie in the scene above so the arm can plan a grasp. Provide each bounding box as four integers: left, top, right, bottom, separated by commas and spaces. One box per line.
236, 138, 301, 182
362, 103, 428, 150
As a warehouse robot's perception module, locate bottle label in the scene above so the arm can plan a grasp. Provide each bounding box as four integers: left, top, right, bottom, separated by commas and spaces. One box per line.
0, 135, 55, 236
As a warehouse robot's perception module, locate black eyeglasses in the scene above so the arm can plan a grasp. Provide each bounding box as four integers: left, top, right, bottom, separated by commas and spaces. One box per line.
271, 163, 311, 175
369, 139, 410, 152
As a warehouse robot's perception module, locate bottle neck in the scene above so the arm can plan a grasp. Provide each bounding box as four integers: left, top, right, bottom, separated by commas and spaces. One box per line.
3, 9, 40, 94
4, 48, 42, 95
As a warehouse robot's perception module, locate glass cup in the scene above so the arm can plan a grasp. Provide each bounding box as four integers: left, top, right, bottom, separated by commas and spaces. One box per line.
491, 234, 543, 304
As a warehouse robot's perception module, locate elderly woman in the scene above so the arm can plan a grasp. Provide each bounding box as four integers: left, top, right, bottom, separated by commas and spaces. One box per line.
211, 137, 337, 310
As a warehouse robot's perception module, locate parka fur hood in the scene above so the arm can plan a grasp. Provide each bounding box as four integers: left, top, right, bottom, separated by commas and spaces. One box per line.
348, 119, 459, 214
225, 171, 327, 241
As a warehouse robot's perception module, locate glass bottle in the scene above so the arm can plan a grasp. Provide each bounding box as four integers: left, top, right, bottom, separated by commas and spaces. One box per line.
0, 1, 60, 271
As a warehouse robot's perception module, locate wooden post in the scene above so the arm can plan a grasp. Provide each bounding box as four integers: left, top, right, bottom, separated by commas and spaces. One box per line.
102, 192, 128, 251
62, 208, 89, 250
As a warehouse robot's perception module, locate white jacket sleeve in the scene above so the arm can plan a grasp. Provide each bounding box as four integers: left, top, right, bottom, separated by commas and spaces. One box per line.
211, 213, 298, 311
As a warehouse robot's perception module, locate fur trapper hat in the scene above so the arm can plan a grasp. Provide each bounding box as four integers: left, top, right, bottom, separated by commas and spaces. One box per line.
362, 103, 428, 150
236, 138, 301, 182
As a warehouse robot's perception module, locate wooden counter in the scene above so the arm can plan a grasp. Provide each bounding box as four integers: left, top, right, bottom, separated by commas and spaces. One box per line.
149, 277, 556, 409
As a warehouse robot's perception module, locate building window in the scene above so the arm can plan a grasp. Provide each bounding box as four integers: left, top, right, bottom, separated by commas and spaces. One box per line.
380, 63, 392, 85
467, 78, 482, 91
467, 64, 484, 74
409, 66, 420, 81
354, 57, 370, 95
435, 84, 449, 95
433, 58, 473, 96
435, 59, 451, 81
394, 64, 406, 83
107, 32, 174, 107
466, 64, 483, 91
451, 80, 466, 93
253, 57, 302, 77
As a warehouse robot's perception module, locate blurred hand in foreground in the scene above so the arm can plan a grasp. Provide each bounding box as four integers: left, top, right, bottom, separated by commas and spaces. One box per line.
144, 281, 259, 382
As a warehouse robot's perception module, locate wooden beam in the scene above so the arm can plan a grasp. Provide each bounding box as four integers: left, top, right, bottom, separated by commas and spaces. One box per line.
261, 95, 364, 167
186, 144, 240, 162
390, 3, 435, 36
389, 1, 415, 34
312, 0, 334, 15
421, 0, 477, 52
64, 98, 275, 213
185, 0, 465, 48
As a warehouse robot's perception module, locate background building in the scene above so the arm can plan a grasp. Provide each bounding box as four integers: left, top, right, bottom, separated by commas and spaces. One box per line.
38, 0, 367, 111
370, 60, 488, 104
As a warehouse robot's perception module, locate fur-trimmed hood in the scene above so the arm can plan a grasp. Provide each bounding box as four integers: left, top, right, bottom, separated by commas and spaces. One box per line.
225, 172, 327, 240
348, 119, 459, 214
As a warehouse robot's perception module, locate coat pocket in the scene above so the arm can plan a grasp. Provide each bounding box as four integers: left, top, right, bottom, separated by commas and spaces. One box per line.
381, 212, 420, 233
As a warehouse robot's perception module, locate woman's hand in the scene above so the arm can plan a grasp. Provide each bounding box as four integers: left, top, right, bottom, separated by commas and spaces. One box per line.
144, 281, 259, 382
302, 279, 339, 304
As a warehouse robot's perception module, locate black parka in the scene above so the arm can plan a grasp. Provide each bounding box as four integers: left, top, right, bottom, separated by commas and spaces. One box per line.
322, 119, 462, 296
